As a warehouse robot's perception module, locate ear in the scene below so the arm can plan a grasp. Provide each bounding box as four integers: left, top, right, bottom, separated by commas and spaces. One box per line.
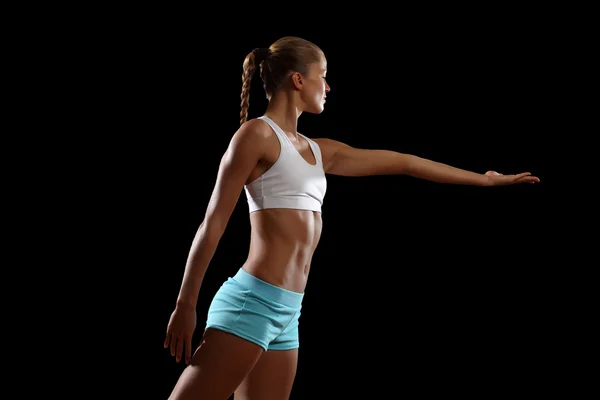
291, 72, 303, 90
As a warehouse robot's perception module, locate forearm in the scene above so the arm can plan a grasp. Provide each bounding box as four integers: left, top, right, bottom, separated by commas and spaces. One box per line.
405, 154, 489, 186
176, 221, 223, 308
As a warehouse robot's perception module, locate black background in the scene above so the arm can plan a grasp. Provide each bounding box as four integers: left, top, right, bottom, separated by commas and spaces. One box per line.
50, 9, 559, 399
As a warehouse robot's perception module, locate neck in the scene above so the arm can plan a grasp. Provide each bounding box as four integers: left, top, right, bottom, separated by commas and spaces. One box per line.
263, 91, 302, 138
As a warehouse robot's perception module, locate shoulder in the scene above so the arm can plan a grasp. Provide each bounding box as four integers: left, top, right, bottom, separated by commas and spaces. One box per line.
228, 118, 276, 151
235, 118, 275, 142
313, 138, 352, 153
311, 138, 353, 170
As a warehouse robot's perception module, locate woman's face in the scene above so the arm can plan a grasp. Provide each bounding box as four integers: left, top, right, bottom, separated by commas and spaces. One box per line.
298, 58, 330, 114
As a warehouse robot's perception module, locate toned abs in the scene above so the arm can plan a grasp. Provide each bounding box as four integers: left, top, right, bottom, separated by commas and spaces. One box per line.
243, 209, 322, 293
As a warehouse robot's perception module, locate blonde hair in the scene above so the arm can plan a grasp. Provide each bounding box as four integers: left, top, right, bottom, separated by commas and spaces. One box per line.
239, 36, 324, 125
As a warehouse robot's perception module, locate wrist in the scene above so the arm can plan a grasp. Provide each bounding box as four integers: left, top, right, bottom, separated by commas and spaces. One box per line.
481, 174, 493, 187
176, 298, 196, 310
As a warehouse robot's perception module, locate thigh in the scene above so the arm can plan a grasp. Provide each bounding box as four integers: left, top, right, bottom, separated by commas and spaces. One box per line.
234, 349, 299, 400
267, 309, 301, 351
168, 328, 264, 400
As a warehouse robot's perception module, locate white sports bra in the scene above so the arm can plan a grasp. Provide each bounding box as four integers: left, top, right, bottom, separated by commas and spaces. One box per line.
244, 116, 327, 213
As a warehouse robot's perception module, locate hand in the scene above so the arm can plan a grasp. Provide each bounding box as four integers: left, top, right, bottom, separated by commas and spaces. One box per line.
164, 303, 197, 364
484, 170, 540, 186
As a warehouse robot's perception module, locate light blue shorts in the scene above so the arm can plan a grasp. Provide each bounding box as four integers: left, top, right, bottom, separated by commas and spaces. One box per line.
205, 268, 304, 351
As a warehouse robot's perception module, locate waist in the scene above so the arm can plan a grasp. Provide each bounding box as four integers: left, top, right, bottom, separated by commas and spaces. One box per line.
242, 257, 312, 293
248, 209, 322, 259
233, 267, 304, 308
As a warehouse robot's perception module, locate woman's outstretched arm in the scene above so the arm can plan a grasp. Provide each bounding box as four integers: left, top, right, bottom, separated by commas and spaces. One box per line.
314, 138, 540, 186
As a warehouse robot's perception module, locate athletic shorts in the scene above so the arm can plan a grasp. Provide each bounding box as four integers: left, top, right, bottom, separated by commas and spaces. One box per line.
205, 267, 304, 351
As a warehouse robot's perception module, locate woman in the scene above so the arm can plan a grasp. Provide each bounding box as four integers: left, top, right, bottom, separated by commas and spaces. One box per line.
164, 36, 539, 399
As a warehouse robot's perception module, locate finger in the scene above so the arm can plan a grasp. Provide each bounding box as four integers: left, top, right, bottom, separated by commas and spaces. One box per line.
520, 176, 540, 184
185, 338, 192, 364
513, 175, 538, 183
164, 332, 171, 348
171, 336, 178, 357
513, 172, 531, 180
176, 336, 184, 362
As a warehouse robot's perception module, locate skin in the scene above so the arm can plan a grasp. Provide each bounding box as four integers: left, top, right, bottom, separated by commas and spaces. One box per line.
164, 55, 540, 400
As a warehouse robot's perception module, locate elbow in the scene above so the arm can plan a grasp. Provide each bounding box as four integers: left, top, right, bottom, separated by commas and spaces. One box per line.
198, 217, 227, 244
397, 153, 417, 175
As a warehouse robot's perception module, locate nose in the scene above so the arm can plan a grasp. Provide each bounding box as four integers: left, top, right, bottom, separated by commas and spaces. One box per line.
325, 82, 331, 92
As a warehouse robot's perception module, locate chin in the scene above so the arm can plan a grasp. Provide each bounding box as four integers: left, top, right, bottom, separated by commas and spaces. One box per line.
307, 104, 325, 114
